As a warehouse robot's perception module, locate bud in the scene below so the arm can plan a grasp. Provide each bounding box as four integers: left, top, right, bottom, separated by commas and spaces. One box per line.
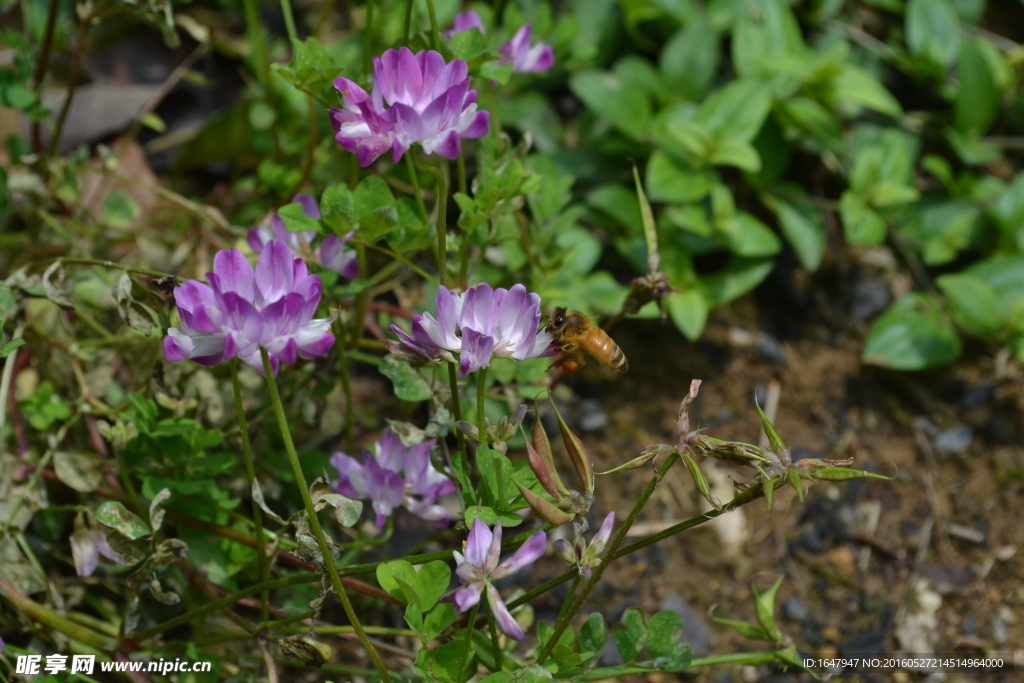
682, 450, 719, 509
752, 577, 784, 643
553, 538, 576, 565
549, 399, 594, 493
525, 416, 570, 500
516, 484, 573, 526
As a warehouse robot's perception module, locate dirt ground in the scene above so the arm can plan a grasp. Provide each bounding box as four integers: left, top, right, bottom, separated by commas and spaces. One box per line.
516, 276, 1024, 682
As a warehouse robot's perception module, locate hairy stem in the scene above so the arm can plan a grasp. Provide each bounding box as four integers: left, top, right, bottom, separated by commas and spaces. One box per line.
557, 575, 580, 621
231, 362, 269, 625
447, 363, 470, 499
260, 348, 391, 681
538, 452, 682, 663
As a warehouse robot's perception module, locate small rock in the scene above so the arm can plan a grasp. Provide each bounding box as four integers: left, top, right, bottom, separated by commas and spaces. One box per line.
578, 398, 609, 433
948, 523, 985, 545
933, 424, 973, 456
918, 563, 973, 594
753, 333, 788, 365
961, 382, 995, 411
659, 593, 712, 656
782, 597, 812, 625
992, 612, 1010, 645
851, 279, 891, 324
600, 637, 623, 666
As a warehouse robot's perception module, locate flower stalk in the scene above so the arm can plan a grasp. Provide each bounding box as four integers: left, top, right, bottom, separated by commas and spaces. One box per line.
231, 361, 269, 624
260, 348, 392, 682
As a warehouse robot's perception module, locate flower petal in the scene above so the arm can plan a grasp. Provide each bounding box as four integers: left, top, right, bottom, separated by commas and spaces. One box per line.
486, 583, 525, 641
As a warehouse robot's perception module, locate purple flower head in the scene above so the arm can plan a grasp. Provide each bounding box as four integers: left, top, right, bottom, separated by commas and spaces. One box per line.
249, 195, 360, 280
163, 241, 335, 376
71, 518, 124, 577
444, 10, 486, 38
330, 48, 489, 167
552, 512, 614, 579
499, 23, 554, 73
331, 428, 455, 527
452, 520, 547, 641
387, 283, 555, 378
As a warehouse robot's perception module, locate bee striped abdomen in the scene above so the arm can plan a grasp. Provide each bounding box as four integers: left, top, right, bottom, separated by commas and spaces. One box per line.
585, 328, 629, 373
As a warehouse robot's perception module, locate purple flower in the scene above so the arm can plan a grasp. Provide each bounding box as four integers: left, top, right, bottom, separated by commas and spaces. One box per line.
71, 519, 124, 577
443, 11, 553, 74
553, 512, 614, 579
444, 10, 487, 38
453, 520, 547, 641
331, 428, 455, 527
249, 195, 360, 280
387, 283, 555, 378
499, 23, 554, 73
330, 48, 489, 167
163, 241, 335, 376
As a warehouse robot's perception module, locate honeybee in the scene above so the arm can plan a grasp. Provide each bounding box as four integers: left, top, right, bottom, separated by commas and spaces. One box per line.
545, 307, 628, 373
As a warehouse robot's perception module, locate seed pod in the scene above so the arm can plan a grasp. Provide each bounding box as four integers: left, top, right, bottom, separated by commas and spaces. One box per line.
550, 399, 594, 493
682, 450, 719, 509
525, 425, 570, 500
516, 483, 573, 526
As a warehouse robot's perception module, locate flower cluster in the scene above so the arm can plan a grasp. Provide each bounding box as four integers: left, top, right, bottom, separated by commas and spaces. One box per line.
445, 11, 554, 74
248, 194, 359, 280
163, 242, 335, 376
553, 512, 614, 579
453, 519, 547, 641
386, 283, 554, 377
331, 428, 455, 527
330, 48, 489, 167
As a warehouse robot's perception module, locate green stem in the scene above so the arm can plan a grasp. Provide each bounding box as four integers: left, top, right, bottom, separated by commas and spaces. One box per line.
279, 0, 298, 43
0, 577, 115, 651
424, 0, 440, 50
259, 348, 392, 682
459, 603, 479, 678
117, 447, 147, 525
362, 0, 376, 79
487, 610, 503, 672
31, 0, 61, 153
456, 153, 468, 195
48, 13, 91, 157
405, 153, 428, 220
403, 0, 414, 43
476, 367, 488, 442
492, 0, 506, 25
347, 243, 369, 350
131, 574, 319, 644
243, 0, 273, 95
413, 151, 448, 286
336, 322, 355, 454
538, 452, 682, 663
231, 362, 269, 625
557, 575, 580, 621
447, 362, 470, 498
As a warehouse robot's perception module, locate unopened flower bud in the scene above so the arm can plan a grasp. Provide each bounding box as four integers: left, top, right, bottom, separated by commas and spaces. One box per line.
550, 400, 594, 493
517, 484, 573, 526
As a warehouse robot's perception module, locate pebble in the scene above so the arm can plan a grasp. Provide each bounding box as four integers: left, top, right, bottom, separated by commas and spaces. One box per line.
782, 596, 812, 625
851, 279, 891, 324
578, 398, 609, 432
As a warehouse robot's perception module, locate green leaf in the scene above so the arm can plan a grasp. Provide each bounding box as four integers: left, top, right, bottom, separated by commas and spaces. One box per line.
753, 577, 784, 642
613, 607, 647, 662
813, 467, 891, 482
701, 257, 775, 307
587, 183, 642, 229
578, 613, 607, 665
645, 151, 713, 203
421, 602, 458, 641
646, 610, 685, 658
709, 139, 761, 172
272, 37, 342, 106
569, 69, 651, 142
477, 444, 512, 509
449, 28, 488, 61
665, 119, 714, 159
430, 638, 474, 683
769, 196, 826, 271
695, 79, 772, 142
478, 61, 513, 84
827, 65, 902, 117
936, 273, 1004, 336
53, 451, 101, 493
839, 192, 887, 245
863, 293, 963, 370
718, 213, 781, 257
415, 561, 451, 612
277, 202, 322, 233
320, 184, 355, 233
354, 176, 399, 241
955, 36, 999, 136
714, 617, 770, 641
94, 501, 151, 539
966, 255, 1024, 316
660, 15, 719, 100
379, 355, 432, 402
732, 0, 806, 83
537, 620, 574, 650
376, 560, 419, 604
0, 338, 25, 358
465, 505, 523, 528
906, 0, 962, 68
103, 190, 140, 228
633, 161, 659, 272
